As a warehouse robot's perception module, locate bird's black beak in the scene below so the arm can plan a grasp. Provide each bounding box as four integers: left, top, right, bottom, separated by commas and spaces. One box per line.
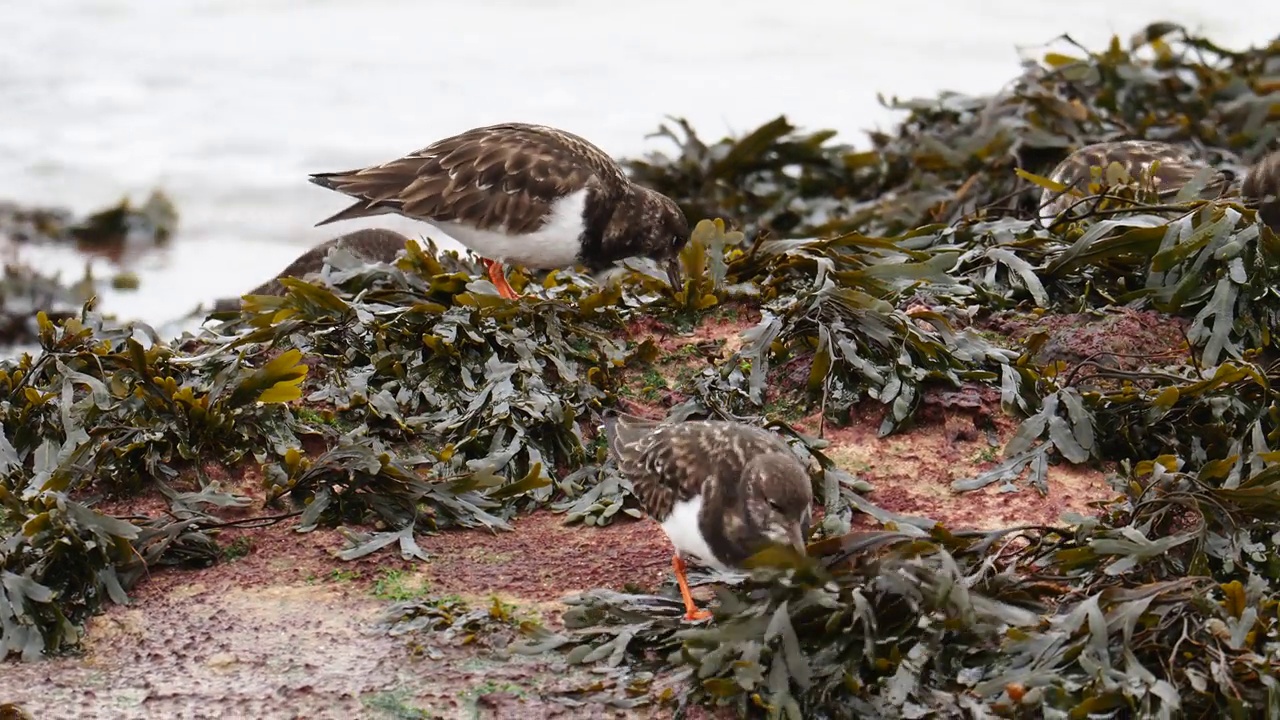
665, 256, 684, 292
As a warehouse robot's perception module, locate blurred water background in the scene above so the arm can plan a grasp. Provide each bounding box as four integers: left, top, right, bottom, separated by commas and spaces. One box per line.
2, 0, 1278, 330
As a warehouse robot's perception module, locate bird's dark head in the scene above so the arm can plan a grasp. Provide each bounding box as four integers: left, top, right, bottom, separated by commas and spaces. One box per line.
606, 185, 689, 290
742, 452, 814, 553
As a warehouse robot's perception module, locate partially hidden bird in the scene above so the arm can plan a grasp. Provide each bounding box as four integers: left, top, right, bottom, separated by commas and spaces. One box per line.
1037, 139, 1280, 232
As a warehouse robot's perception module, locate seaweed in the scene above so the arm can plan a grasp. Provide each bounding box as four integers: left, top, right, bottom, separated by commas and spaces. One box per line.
379, 593, 536, 654
633, 24, 1279, 240
0, 190, 180, 248
0, 261, 95, 348
517, 23, 1280, 718
0, 191, 182, 347
0, 305, 306, 656
3, 20, 1280, 720
527, 461, 1280, 718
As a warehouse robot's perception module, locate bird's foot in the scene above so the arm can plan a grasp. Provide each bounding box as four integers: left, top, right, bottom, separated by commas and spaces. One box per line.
903, 301, 931, 317
672, 554, 713, 623
683, 608, 713, 622
481, 258, 522, 300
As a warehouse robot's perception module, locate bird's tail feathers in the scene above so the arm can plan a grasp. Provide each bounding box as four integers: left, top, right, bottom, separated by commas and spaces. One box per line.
313, 200, 401, 227
308, 173, 400, 226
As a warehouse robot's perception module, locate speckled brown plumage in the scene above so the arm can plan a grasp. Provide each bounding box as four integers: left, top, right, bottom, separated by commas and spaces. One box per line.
307, 123, 689, 295
604, 414, 813, 568
604, 412, 813, 621
1241, 149, 1280, 231
1039, 140, 1227, 222
212, 228, 411, 311
311, 124, 626, 232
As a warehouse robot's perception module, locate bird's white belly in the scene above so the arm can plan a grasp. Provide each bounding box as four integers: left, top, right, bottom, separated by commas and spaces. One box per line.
660, 496, 730, 572
427, 188, 588, 269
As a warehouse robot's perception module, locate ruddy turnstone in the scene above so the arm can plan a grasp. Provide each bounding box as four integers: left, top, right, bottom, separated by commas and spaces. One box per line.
1242, 149, 1280, 231
212, 228, 412, 311
603, 413, 813, 622
307, 123, 689, 299
1037, 140, 1228, 224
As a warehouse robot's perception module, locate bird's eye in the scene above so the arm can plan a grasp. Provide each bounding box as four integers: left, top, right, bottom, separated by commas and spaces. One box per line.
671, 235, 683, 249
767, 500, 783, 513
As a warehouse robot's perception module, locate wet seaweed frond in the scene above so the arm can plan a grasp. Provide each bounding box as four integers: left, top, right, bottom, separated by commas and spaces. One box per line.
2, 27, 1280, 720
634, 24, 1280, 240
379, 592, 535, 657
528, 460, 1280, 718
541, 24, 1280, 718
0, 305, 306, 657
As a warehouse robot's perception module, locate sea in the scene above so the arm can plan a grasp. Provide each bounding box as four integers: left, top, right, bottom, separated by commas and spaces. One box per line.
1, 0, 1277, 334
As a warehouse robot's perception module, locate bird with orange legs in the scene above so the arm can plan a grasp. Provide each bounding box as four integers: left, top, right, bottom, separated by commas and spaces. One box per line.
307, 123, 688, 299
603, 412, 813, 622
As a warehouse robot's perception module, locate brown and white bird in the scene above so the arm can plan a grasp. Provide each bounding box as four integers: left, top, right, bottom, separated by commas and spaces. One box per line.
307, 123, 689, 299
1037, 139, 1228, 224
603, 413, 813, 622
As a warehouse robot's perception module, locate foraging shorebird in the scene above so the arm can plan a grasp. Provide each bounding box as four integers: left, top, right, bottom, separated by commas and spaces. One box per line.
1037, 140, 1280, 231
307, 123, 689, 299
603, 413, 813, 622
1036, 140, 1228, 224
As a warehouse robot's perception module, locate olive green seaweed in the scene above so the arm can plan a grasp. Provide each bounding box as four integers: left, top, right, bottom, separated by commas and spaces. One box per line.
2, 19, 1280, 720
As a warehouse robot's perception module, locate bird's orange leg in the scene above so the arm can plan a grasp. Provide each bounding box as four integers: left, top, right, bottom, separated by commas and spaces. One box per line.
481, 258, 520, 300
672, 554, 712, 622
